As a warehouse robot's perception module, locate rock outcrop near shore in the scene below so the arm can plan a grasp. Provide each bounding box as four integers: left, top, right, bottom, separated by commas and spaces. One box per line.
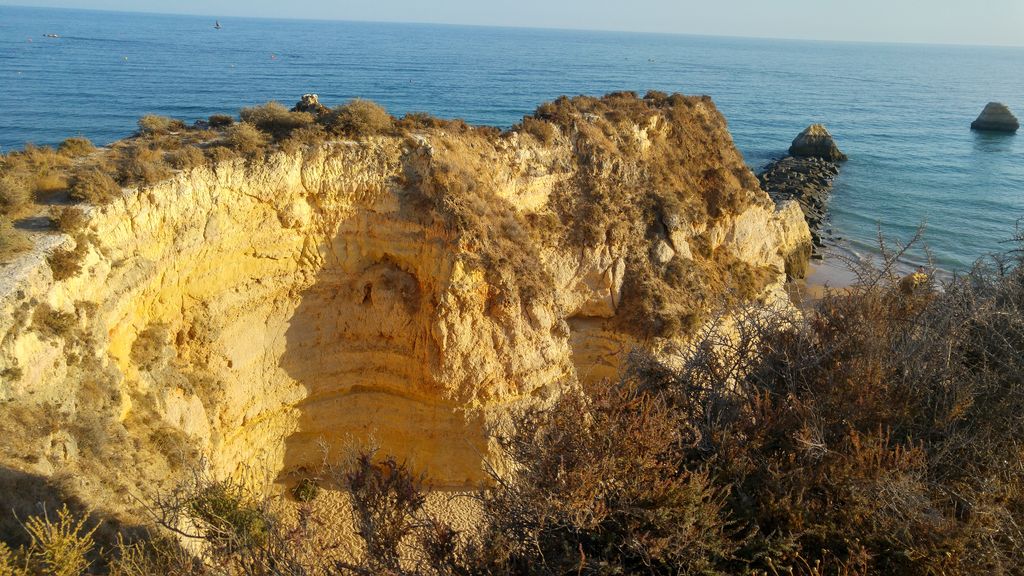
760, 124, 846, 258
759, 156, 838, 257
0, 93, 810, 516
789, 124, 847, 161
971, 102, 1019, 133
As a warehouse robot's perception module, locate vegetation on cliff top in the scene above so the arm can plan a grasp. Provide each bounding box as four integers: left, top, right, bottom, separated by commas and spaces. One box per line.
3, 235, 1023, 575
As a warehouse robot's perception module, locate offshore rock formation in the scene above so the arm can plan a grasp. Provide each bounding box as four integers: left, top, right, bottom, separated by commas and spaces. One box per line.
0, 93, 810, 516
971, 102, 1019, 133
789, 124, 847, 161
760, 124, 848, 259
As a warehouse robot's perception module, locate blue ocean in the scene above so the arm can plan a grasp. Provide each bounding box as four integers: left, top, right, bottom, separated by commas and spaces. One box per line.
2, 5, 1023, 271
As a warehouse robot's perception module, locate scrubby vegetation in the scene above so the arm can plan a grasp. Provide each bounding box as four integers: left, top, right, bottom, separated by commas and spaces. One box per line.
323, 99, 394, 137
240, 102, 315, 140
137, 115, 186, 136
3, 236, 1023, 575
58, 137, 96, 158
68, 169, 120, 204
224, 123, 267, 156
0, 217, 31, 261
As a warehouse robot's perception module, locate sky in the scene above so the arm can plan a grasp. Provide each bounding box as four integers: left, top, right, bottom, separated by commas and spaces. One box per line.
5, 0, 1024, 47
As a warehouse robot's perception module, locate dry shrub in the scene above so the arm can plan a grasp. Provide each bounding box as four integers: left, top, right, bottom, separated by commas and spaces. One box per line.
518, 116, 557, 145
1, 145, 73, 212
279, 124, 327, 154
8, 144, 71, 174
205, 145, 239, 164
481, 379, 734, 575
117, 145, 171, 186
51, 206, 87, 234
240, 101, 314, 140
130, 324, 170, 370
0, 176, 32, 216
323, 99, 393, 138
336, 453, 469, 576
137, 115, 185, 135
57, 137, 95, 157
344, 455, 426, 573
142, 473, 316, 575
108, 534, 199, 576
612, 235, 1024, 574
165, 146, 205, 170
68, 169, 120, 204
225, 123, 267, 156
0, 217, 31, 261
32, 303, 76, 338
394, 112, 482, 135
33, 172, 68, 196
0, 506, 98, 576
208, 114, 235, 128
47, 239, 88, 281
148, 427, 196, 472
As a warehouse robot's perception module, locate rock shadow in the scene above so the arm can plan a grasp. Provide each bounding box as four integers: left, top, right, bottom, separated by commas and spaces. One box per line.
277, 207, 489, 492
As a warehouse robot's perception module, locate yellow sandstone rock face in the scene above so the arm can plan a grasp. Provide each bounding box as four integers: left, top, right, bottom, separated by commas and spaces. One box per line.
0, 93, 811, 508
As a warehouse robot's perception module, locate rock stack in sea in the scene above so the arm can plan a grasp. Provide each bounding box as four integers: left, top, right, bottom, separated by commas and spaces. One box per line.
788, 124, 848, 161
971, 102, 1019, 133
758, 124, 846, 255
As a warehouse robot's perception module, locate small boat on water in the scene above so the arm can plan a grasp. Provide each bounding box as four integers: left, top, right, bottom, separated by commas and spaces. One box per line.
44, 33, 60, 38
214, 21, 222, 30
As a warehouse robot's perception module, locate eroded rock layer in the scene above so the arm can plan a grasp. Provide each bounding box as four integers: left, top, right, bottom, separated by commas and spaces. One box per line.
0, 93, 810, 512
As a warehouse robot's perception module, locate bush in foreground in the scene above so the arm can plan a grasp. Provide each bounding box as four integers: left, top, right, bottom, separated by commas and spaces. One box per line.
3, 235, 1024, 575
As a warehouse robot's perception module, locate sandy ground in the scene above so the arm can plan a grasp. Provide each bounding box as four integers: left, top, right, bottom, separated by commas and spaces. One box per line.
788, 254, 859, 305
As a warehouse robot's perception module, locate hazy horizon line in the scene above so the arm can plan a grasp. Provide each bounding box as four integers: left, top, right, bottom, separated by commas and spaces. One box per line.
3, 2, 1024, 50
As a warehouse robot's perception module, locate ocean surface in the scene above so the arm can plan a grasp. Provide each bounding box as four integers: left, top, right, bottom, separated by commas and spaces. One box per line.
2, 5, 1023, 272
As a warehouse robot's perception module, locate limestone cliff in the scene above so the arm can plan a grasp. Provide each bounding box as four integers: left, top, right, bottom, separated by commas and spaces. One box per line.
0, 93, 810, 511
